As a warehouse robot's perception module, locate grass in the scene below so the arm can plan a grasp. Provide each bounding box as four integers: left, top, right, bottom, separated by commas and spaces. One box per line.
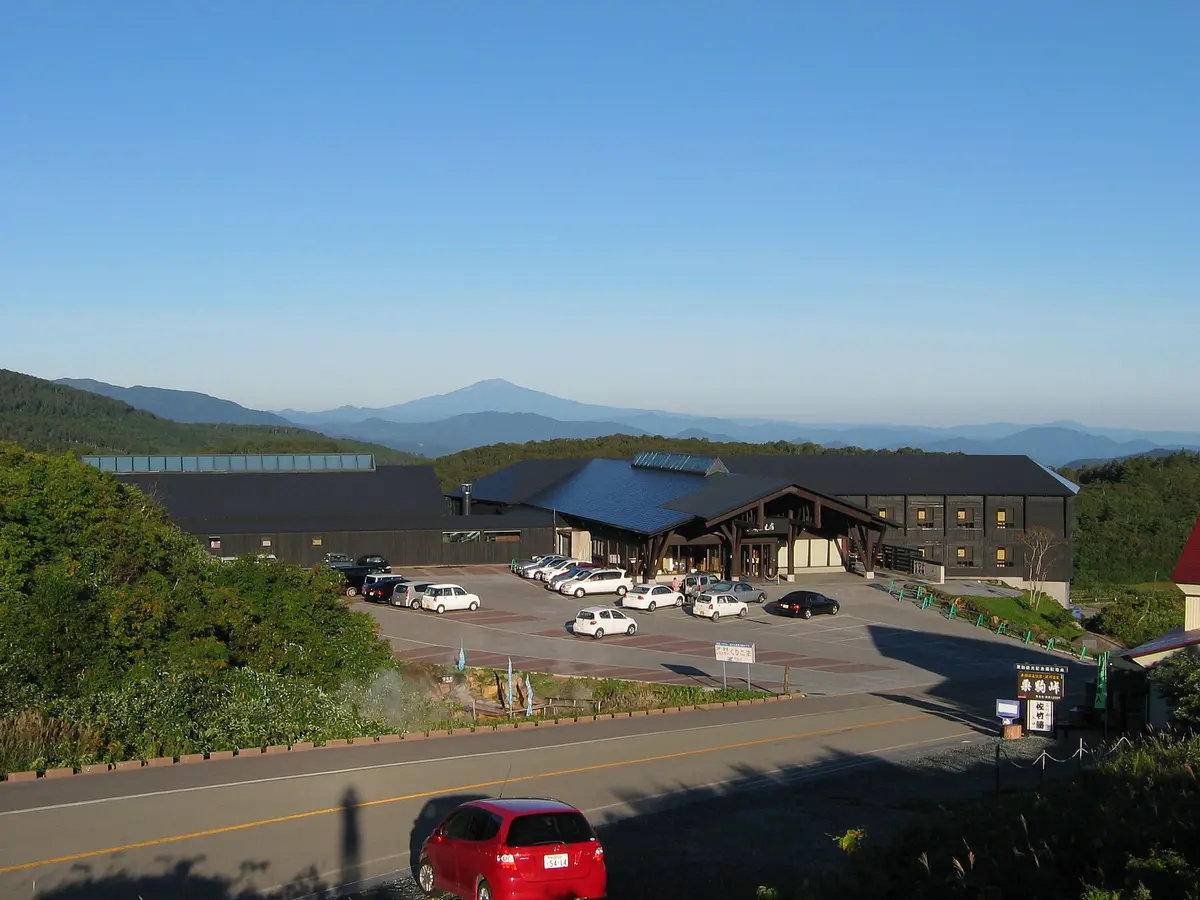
899, 582, 1081, 644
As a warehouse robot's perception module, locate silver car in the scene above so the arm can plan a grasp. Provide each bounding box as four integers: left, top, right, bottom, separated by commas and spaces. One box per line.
705, 580, 768, 604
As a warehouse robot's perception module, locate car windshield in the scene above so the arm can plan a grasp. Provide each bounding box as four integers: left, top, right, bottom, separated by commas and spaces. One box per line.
505, 812, 594, 847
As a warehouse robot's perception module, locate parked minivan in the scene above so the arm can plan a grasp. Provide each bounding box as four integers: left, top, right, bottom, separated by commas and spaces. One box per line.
559, 568, 631, 598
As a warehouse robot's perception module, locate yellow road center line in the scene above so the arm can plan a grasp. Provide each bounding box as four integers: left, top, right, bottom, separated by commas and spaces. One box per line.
0, 712, 927, 875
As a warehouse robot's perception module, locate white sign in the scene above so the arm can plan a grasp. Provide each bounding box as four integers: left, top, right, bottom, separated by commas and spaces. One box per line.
996, 699, 1020, 721
1026, 699, 1055, 733
715, 641, 756, 664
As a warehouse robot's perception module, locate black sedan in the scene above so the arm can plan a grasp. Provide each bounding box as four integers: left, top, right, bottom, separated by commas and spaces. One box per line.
775, 591, 840, 619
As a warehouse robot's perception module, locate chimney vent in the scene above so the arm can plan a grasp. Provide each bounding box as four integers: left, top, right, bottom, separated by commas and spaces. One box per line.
461, 483, 473, 516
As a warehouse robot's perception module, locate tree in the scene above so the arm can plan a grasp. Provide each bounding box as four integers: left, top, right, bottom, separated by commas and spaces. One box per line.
1150, 650, 1200, 731
1017, 526, 1066, 611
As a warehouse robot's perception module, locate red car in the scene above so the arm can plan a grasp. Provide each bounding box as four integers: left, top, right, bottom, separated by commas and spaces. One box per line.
417, 797, 607, 900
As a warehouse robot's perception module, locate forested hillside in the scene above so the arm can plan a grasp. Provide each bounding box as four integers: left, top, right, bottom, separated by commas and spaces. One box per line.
1067, 451, 1200, 585
0, 443, 400, 773
0, 369, 423, 463
431, 434, 927, 489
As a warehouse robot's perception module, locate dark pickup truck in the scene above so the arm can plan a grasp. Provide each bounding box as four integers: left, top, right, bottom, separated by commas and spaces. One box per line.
330, 555, 390, 597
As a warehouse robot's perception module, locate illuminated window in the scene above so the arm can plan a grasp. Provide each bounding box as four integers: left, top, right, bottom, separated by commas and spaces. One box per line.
261, 538, 272, 548
956, 547, 967, 559
996, 547, 1007, 562
208, 537, 221, 550
997, 509, 1008, 528
917, 509, 927, 521
311, 537, 323, 546
878, 509, 887, 518
957, 509, 967, 521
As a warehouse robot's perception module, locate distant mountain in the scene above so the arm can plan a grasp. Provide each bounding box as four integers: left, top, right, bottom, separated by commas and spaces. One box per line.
279, 378, 648, 426
1064, 447, 1200, 470
56, 378, 292, 427
318, 411, 647, 457
914, 427, 1200, 468
2, 370, 423, 464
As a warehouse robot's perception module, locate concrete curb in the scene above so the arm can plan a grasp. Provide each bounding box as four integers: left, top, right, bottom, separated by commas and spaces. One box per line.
0, 693, 805, 785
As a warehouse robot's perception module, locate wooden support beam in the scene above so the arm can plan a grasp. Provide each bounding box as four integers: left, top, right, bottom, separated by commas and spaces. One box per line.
757, 502, 765, 529
813, 500, 822, 530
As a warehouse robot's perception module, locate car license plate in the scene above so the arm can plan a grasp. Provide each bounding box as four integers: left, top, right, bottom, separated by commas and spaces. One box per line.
544, 853, 569, 869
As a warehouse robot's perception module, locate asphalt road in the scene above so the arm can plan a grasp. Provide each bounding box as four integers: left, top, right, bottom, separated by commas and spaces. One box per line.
0, 690, 993, 899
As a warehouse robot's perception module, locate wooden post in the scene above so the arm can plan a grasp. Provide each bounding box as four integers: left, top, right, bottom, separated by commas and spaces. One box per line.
782, 665, 791, 694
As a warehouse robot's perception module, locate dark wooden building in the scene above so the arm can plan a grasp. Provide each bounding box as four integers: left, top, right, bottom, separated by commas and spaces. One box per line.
97, 453, 558, 568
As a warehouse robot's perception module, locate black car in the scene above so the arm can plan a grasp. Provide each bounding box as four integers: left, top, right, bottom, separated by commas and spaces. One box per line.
775, 591, 840, 618
362, 574, 409, 603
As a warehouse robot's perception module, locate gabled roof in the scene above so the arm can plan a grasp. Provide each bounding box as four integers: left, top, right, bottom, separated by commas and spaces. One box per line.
1173, 516, 1200, 584
450, 458, 592, 505
662, 473, 794, 520
1122, 627, 1200, 662
723, 454, 1078, 497
119, 465, 448, 533
526, 458, 698, 534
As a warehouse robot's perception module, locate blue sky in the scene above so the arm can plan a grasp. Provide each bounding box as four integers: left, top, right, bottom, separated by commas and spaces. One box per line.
2, 2, 1197, 428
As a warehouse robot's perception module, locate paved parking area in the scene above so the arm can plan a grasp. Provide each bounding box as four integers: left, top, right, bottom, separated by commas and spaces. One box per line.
359, 567, 1067, 695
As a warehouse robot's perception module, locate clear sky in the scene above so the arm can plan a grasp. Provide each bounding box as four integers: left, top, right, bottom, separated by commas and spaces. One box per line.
2, 2, 1197, 428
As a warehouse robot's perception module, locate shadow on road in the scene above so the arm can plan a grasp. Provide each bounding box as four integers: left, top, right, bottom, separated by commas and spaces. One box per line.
341, 787, 362, 889
20, 857, 327, 899
406, 792, 488, 877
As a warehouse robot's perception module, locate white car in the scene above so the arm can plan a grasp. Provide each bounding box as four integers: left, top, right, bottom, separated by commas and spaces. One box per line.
692, 591, 748, 621
622, 583, 684, 611
519, 555, 568, 579
420, 584, 481, 614
534, 558, 586, 582
573, 606, 637, 639
559, 568, 632, 599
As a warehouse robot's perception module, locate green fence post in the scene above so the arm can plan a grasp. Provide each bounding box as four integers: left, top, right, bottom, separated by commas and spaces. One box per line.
996, 622, 1008, 635
1047, 637, 1056, 651
921, 596, 932, 610
1079, 646, 1089, 661
887, 579, 897, 594
975, 613, 985, 627
947, 603, 957, 621
1024, 630, 1032, 644
896, 588, 906, 601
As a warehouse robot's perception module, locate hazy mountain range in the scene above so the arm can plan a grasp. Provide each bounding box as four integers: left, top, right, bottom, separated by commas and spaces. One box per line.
55, 377, 1200, 467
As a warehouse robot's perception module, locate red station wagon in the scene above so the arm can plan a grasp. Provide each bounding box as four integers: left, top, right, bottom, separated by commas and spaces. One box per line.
417, 797, 607, 900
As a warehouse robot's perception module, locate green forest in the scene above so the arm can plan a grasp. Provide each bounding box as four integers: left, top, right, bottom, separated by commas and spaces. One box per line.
0, 442, 403, 774
431, 433, 927, 490
0, 369, 423, 464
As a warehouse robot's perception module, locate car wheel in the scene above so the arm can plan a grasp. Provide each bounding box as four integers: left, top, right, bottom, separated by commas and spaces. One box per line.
345, 586, 358, 597
647, 601, 656, 612
593, 628, 604, 640
469, 601, 478, 611
478, 881, 493, 900
410, 598, 421, 609
830, 604, 840, 615
712, 612, 720, 622
417, 858, 436, 895
803, 608, 812, 619
436, 605, 446, 615
626, 624, 636, 635
616, 585, 628, 597
575, 588, 586, 598
738, 607, 748, 618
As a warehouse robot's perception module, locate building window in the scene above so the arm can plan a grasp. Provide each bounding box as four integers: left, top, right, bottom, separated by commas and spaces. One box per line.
996, 509, 1008, 528
311, 537, 323, 546
996, 546, 1011, 567
443, 531, 481, 543
261, 538, 272, 548
209, 537, 221, 550
484, 531, 521, 543
917, 508, 927, 522
877, 508, 887, 518
956, 546, 966, 558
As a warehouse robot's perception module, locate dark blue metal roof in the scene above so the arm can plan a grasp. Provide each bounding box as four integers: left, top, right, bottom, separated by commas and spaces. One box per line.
526, 459, 698, 534
632, 451, 728, 476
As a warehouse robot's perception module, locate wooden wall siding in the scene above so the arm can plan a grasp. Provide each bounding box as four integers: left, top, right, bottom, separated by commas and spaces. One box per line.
202, 527, 554, 568
984, 495, 1026, 536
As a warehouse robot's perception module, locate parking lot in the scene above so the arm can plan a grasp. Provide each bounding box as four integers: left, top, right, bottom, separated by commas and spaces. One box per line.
358, 568, 1063, 696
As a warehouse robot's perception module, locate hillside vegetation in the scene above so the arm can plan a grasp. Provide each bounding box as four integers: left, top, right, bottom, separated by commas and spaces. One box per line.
0, 369, 424, 463
0, 443, 400, 774
431, 434, 928, 490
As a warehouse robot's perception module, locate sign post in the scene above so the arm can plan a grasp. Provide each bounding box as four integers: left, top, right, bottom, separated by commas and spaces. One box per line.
1014, 663, 1067, 737
715, 642, 755, 692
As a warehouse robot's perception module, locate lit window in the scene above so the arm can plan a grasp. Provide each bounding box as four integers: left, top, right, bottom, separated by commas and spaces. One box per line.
997, 547, 1007, 562
878, 509, 887, 518
261, 538, 272, 548
956, 547, 966, 559
209, 537, 221, 550
957, 509, 967, 521
997, 509, 1007, 523
917, 509, 927, 521
311, 537, 323, 546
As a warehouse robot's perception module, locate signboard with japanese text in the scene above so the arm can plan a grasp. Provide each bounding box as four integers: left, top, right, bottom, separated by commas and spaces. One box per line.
715, 641, 756, 665
1015, 663, 1067, 702
1026, 699, 1055, 732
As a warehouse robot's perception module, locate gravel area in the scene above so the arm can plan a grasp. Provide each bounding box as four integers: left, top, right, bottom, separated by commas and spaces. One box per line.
345, 733, 1083, 900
